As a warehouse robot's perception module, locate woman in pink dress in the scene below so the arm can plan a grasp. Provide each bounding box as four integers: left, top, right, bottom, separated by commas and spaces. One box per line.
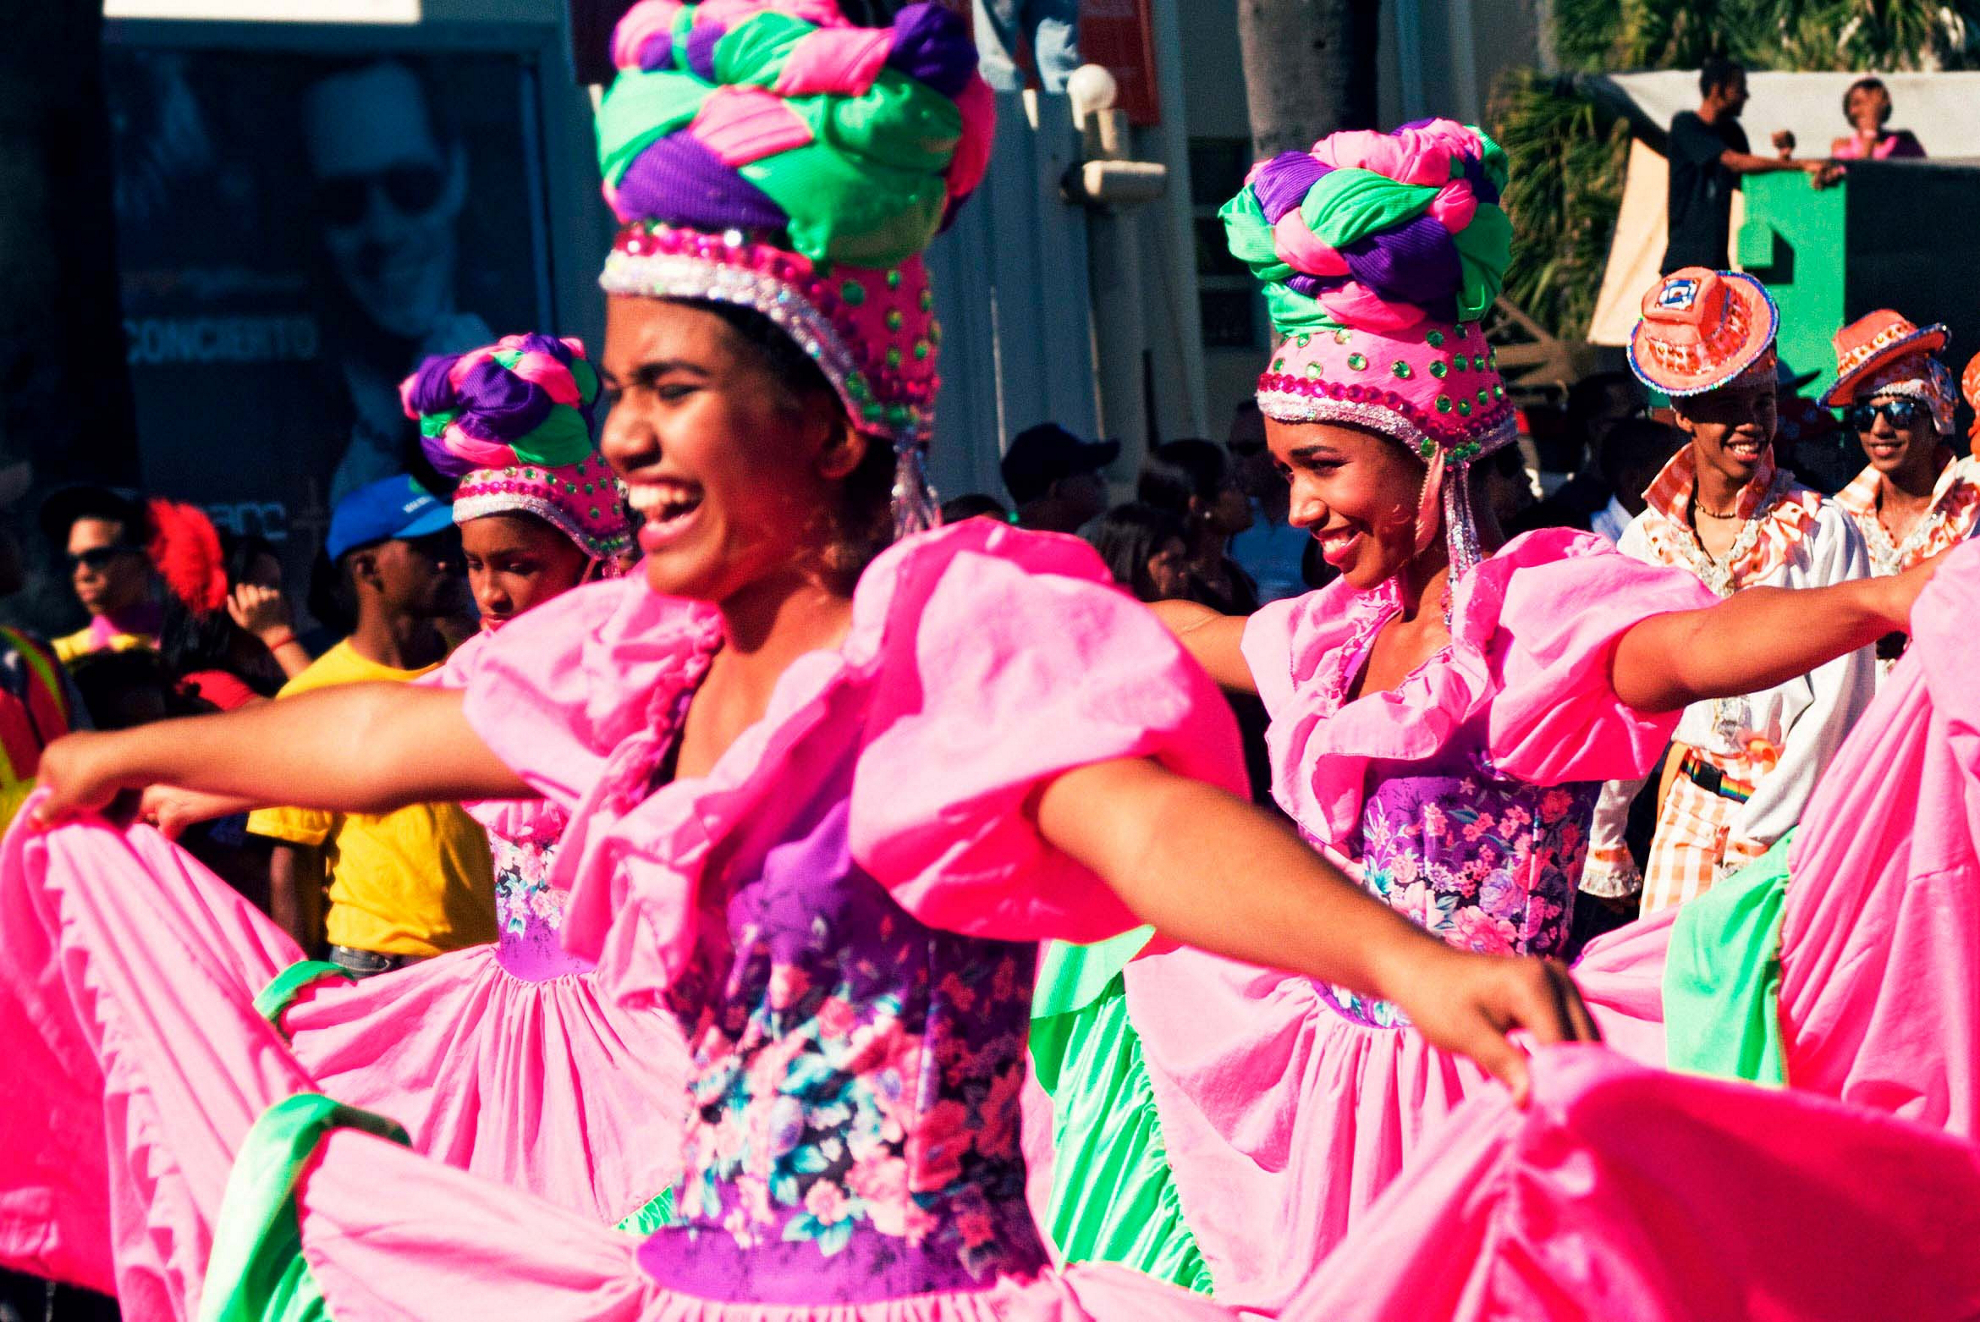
1037, 121, 1940, 1313
272, 332, 688, 1233
1830, 76, 1926, 161
60, 334, 688, 1243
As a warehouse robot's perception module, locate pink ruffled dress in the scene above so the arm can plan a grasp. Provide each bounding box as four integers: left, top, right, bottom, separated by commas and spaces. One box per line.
264, 628, 691, 1231
1117, 529, 1713, 1311
0, 522, 1252, 1318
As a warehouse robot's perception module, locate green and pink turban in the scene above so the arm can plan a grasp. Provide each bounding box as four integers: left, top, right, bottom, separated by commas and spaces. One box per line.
592, 0, 993, 533
1223, 120, 1519, 574
402, 334, 634, 569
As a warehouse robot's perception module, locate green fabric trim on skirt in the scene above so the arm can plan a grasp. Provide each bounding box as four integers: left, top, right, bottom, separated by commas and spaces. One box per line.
1663, 831, 1794, 1087
251, 962, 351, 1036
200, 1093, 411, 1322
614, 1186, 677, 1235
1030, 934, 1215, 1296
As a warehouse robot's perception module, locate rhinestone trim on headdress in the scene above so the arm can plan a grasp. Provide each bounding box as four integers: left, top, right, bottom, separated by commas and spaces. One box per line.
454, 473, 635, 567
600, 223, 943, 533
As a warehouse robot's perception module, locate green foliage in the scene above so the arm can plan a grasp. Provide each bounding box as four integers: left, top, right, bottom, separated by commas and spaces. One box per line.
1559, 0, 1980, 71
1489, 71, 1631, 340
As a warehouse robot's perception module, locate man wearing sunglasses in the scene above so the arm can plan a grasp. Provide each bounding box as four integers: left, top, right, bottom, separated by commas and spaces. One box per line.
38, 487, 162, 666
1825, 314, 1979, 667
303, 60, 490, 505
1821, 308, 1980, 672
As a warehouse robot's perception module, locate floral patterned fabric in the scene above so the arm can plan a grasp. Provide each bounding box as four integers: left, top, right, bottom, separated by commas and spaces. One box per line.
644, 781, 1046, 1305
490, 824, 589, 982
1298, 581, 1605, 1028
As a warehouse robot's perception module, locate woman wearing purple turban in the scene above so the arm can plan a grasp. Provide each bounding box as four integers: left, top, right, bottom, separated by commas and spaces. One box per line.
251, 332, 690, 1239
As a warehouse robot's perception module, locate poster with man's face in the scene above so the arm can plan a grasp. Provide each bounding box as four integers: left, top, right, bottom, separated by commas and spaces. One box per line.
104, 42, 548, 614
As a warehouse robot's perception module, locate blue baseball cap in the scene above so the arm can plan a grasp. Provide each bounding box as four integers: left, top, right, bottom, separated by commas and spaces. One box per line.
326, 475, 455, 561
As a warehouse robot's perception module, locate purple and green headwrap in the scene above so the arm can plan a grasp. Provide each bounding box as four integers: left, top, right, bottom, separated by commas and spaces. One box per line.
1223, 121, 1518, 579
401, 335, 634, 567
593, 0, 993, 534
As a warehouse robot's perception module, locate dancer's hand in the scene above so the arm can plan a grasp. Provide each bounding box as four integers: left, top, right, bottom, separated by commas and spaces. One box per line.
138, 784, 254, 840
30, 732, 138, 827
1378, 944, 1599, 1107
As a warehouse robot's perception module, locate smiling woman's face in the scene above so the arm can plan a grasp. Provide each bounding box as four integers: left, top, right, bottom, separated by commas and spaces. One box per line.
1265, 416, 1426, 591
598, 296, 867, 605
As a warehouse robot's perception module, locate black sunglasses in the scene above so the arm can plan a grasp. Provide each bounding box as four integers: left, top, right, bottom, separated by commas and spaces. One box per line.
1847, 399, 1926, 432
66, 546, 143, 574
313, 164, 447, 228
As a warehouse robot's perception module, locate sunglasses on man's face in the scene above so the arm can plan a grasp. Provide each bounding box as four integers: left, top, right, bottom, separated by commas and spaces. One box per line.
67, 546, 142, 574
313, 164, 447, 228
1847, 398, 1926, 432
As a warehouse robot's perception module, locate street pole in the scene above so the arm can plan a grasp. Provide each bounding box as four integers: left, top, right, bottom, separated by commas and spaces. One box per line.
1066, 66, 1167, 486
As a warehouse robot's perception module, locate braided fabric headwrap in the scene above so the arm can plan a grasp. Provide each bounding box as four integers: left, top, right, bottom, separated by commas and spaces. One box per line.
1221, 120, 1517, 578
402, 334, 635, 568
594, 0, 993, 536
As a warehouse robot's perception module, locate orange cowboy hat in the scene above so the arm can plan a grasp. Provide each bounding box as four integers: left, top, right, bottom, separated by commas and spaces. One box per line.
1820, 308, 1949, 408
1627, 268, 1779, 398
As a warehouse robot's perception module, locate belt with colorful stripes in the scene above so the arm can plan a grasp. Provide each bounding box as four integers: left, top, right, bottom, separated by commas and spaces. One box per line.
1679, 750, 1755, 804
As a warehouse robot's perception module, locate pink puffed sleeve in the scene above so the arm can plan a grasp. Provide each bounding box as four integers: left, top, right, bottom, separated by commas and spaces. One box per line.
1477, 529, 1717, 784
1239, 581, 1361, 720
849, 522, 1249, 944
455, 577, 720, 811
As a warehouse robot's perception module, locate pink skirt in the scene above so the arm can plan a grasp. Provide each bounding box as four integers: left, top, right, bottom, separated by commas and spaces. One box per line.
0, 811, 682, 1312
212, 1052, 1980, 1322
284, 940, 685, 1228
1120, 915, 1673, 1313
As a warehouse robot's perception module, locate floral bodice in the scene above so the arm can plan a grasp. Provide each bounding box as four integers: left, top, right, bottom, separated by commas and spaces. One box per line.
639, 758, 1045, 1305
490, 818, 589, 981
1297, 585, 1601, 1027
1321, 740, 1599, 1027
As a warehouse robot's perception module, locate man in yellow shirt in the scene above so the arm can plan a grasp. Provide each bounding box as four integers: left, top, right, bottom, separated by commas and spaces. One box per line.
247, 475, 495, 976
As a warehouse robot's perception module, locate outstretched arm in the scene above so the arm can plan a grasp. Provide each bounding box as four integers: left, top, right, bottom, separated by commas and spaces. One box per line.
1148, 600, 1258, 694
31, 683, 530, 826
1611, 561, 1924, 714
1034, 757, 1596, 1104
1721, 149, 1829, 178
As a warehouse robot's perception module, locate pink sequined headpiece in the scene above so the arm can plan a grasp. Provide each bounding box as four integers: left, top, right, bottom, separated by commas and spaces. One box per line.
454, 454, 634, 569
402, 334, 635, 569
600, 223, 940, 455
1258, 323, 1514, 464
